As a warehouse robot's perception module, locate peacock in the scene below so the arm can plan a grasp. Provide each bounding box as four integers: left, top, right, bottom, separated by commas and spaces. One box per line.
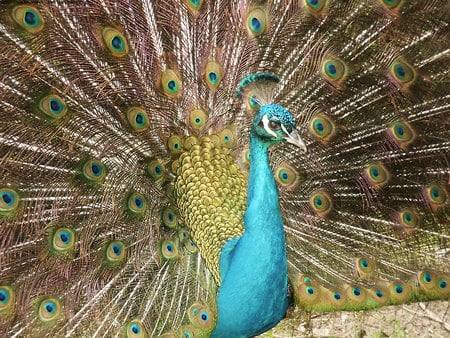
0, 0, 449, 337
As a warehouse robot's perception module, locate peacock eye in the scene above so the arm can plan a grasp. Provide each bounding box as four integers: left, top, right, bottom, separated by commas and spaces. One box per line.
269, 121, 281, 130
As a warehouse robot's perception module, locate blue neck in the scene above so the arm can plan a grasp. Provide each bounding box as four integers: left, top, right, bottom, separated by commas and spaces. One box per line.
212, 131, 289, 338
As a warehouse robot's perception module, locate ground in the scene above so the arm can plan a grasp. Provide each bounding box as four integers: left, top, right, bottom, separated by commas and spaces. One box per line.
259, 301, 449, 337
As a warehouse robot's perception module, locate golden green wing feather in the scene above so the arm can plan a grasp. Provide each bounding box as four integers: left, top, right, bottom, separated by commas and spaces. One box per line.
175, 136, 247, 284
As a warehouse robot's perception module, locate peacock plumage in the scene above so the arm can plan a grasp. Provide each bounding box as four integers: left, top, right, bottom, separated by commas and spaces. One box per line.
0, 0, 449, 337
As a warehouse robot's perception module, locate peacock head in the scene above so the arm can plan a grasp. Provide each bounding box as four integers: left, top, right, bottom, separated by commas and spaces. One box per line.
252, 104, 307, 152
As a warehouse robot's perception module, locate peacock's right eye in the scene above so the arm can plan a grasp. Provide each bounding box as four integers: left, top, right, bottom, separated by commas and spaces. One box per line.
269, 121, 281, 131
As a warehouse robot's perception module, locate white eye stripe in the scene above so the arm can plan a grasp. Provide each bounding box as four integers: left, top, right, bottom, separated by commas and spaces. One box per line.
262, 114, 278, 138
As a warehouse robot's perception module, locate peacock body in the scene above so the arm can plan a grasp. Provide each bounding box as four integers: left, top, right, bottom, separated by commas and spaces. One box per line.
0, 0, 449, 337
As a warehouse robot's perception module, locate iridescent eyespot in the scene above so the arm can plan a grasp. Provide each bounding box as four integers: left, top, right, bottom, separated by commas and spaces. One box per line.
167, 135, 184, 155
0, 187, 20, 213
389, 59, 416, 86
438, 278, 447, 290
309, 114, 335, 142
321, 57, 347, 84
246, 8, 268, 37
346, 286, 367, 304
426, 185, 447, 206
105, 240, 126, 264
11, 5, 45, 33
101, 27, 129, 57
309, 191, 332, 216
388, 281, 410, 303
125, 319, 146, 337
275, 164, 301, 189
380, 0, 403, 10
365, 163, 390, 187
242, 148, 251, 166
189, 109, 208, 130
297, 281, 320, 304
355, 257, 374, 276
0, 286, 14, 311
388, 121, 415, 147
127, 192, 147, 216
161, 69, 182, 98
178, 228, 189, 242
369, 286, 388, 304
185, 0, 204, 14
184, 239, 198, 254
303, 0, 328, 13
52, 227, 76, 253
326, 289, 346, 308
398, 208, 420, 228
147, 160, 165, 182
247, 94, 261, 111
218, 128, 235, 148
161, 207, 178, 229
82, 159, 107, 183
127, 107, 149, 132
188, 304, 215, 330
180, 326, 196, 338
205, 60, 223, 91
160, 239, 179, 260
38, 94, 68, 119
38, 297, 61, 323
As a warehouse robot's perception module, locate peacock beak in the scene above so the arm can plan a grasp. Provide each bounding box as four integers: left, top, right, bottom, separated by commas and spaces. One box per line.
284, 129, 307, 152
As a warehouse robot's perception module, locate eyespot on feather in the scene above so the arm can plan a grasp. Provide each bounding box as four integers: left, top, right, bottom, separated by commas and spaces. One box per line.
303, 0, 329, 15
388, 121, 415, 148
125, 319, 147, 338
160, 239, 179, 260
204, 60, 223, 91
82, 159, 107, 184
245, 8, 268, 37
188, 303, 215, 330
424, 184, 447, 207
320, 57, 348, 85
147, 160, 165, 182
369, 286, 389, 305
101, 27, 129, 57
104, 240, 126, 265
0, 286, 15, 312
218, 128, 235, 148
127, 107, 149, 132
380, 0, 404, 10
389, 59, 417, 89
398, 208, 421, 228
184, 0, 204, 15
364, 163, 390, 188
38, 94, 68, 119
309, 114, 335, 142
309, 190, 332, 216
37, 297, 61, 323
161, 207, 178, 229
11, 5, 44, 33
275, 164, 302, 189
127, 192, 147, 216
167, 135, 184, 155
161, 69, 182, 98
388, 281, 411, 304
0, 187, 20, 214
51, 227, 76, 253
189, 109, 208, 131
